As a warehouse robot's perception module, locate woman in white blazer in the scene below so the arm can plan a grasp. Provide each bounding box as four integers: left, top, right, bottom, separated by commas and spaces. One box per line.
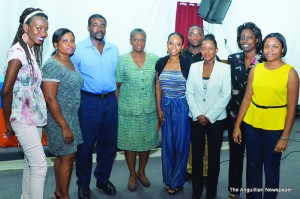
186, 34, 231, 199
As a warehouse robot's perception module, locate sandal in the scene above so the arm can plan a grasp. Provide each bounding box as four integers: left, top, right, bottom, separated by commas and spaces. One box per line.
168, 187, 183, 195
165, 185, 170, 191
52, 192, 60, 199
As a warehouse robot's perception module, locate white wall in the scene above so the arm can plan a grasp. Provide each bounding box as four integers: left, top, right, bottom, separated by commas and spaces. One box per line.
1, 0, 299, 77
0, 0, 178, 78
198, 0, 300, 75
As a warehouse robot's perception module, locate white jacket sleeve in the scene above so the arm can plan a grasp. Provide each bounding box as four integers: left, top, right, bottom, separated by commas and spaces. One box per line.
186, 64, 202, 121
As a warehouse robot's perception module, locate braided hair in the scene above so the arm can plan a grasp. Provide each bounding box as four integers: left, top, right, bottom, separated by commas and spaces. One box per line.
11, 8, 48, 70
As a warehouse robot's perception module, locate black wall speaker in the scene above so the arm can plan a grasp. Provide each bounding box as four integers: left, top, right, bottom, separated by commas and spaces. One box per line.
198, 0, 232, 24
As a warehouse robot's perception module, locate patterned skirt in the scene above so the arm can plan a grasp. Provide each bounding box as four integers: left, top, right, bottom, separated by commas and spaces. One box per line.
117, 110, 159, 151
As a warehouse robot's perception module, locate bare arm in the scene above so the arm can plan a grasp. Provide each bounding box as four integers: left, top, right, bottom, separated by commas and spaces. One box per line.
42, 81, 74, 144
155, 72, 164, 123
116, 82, 121, 100
1, 59, 22, 136
274, 68, 299, 152
233, 67, 254, 144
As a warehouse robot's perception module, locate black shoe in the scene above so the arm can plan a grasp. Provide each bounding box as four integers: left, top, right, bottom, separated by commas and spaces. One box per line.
96, 181, 117, 195
185, 172, 192, 181
192, 195, 200, 199
78, 186, 90, 199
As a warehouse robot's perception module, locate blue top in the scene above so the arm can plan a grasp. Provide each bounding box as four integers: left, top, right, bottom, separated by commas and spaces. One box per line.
159, 71, 186, 99
71, 37, 119, 94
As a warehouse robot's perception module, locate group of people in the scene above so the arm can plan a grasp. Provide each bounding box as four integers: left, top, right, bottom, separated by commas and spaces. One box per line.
1, 7, 298, 199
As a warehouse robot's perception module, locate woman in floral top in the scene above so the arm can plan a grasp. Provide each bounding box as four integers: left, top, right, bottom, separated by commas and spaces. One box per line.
226, 22, 263, 199
1, 8, 48, 199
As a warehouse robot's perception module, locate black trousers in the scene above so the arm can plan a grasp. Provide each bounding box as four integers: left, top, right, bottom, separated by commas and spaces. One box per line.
227, 116, 246, 194
190, 118, 225, 198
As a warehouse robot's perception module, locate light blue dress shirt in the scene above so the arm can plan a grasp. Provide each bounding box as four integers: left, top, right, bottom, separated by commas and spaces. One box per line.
72, 37, 119, 94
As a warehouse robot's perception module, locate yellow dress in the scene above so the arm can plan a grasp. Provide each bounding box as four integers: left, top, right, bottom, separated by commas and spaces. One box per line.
243, 63, 292, 130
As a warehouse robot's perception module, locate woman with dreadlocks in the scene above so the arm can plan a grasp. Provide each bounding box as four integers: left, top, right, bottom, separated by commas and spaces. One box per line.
1, 7, 49, 199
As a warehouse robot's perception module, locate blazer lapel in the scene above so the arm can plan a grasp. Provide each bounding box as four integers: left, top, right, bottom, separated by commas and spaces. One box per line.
206, 63, 218, 94
197, 62, 205, 96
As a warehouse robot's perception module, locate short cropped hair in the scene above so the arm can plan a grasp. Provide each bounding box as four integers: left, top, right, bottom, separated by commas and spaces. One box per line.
130, 28, 147, 40
88, 14, 107, 26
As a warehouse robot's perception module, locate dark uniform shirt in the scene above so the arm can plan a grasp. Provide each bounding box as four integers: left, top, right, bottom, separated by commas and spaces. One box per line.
182, 46, 203, 63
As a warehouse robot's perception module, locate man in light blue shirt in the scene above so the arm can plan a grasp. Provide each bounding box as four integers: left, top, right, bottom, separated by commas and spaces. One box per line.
72, 14, 119, 199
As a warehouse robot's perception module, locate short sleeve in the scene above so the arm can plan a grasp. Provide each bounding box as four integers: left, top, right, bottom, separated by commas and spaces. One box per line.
42, 59, 61, 82
227, 54, 233, 66
7, 45, 27, 65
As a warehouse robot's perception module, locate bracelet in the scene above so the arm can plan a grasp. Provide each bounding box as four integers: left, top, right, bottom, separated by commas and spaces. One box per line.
280, 136, 288, 141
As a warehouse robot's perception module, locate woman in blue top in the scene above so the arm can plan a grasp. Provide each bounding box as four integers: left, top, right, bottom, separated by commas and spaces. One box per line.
155, 32, 192, 195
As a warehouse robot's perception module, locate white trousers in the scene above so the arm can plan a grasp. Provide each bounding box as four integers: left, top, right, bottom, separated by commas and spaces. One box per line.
11, 122, 47, 199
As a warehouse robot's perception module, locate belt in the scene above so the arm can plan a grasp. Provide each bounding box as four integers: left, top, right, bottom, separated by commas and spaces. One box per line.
81, 90, 114, 98
251, 100, 287, 109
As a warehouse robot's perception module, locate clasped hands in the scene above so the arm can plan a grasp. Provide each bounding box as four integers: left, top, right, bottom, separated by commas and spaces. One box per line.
197, 115, 209, 126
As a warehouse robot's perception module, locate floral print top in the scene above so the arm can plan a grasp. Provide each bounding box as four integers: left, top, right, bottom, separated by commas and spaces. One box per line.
227, 52, 262, 119
6, 42, 47, 126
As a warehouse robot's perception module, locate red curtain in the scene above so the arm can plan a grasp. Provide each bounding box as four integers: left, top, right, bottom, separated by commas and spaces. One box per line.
175, 2, 203, 48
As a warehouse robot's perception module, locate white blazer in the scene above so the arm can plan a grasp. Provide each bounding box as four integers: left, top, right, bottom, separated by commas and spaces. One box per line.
186, 61, 231, 124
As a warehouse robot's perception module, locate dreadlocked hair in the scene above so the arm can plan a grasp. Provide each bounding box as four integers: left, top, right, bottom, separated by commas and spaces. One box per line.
11, 8, 48, 73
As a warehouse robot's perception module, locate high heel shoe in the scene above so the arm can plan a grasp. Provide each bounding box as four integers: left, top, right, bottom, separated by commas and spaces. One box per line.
127, 178, 137, 192
167, 187, 183, 195
52, 192, 60, 199
137, 173, 150, 187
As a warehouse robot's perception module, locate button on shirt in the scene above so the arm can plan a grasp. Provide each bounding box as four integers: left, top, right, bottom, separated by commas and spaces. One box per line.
71, 37, 119, 94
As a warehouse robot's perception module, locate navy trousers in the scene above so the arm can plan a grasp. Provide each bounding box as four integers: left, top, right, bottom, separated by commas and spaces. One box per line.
244, 124, 282, 199
76, 92, 118, 186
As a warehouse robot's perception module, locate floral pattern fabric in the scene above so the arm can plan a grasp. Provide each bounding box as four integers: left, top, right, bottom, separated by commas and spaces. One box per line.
227, 52, 262, 118
7, 42, 47, 126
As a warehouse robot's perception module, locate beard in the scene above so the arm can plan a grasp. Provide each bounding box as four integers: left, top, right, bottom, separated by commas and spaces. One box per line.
91, 32, 105, 41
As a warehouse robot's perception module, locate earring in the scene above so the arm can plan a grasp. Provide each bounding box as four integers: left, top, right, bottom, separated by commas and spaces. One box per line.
22, 33, 28, 42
